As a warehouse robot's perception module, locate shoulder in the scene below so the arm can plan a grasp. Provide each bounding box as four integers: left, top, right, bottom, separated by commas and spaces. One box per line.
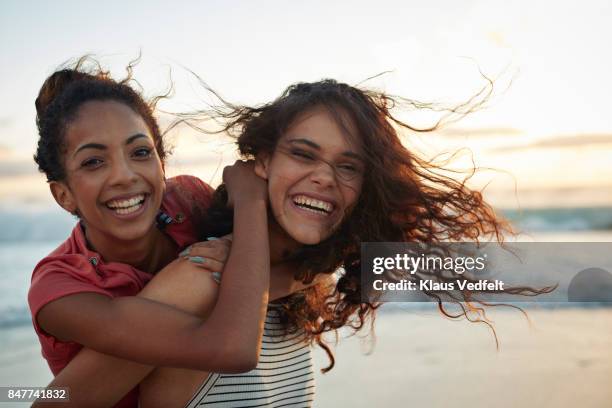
31, 223, 95, 286
167, 175, 214, 203
164, 175, 215, 216
29, 224, 111, 327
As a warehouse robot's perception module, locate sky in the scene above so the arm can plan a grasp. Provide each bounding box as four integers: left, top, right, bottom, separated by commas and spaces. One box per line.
1, 0, 611, 208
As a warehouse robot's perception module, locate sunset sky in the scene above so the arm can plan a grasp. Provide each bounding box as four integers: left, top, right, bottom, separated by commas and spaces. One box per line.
1, 0, 611, 208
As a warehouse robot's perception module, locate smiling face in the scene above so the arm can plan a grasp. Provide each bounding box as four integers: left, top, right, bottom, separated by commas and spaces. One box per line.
256, 106, 365, 245
50, 100, 165, 246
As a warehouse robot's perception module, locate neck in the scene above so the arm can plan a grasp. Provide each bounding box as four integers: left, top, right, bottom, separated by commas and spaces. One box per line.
83, 223, 166, 273
268, 222, 303, 301
268, 218, 301, 266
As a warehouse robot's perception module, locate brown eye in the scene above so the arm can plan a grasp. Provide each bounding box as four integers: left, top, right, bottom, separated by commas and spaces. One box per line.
81, 158, 103, 169
334, 162, 363, 181
132, 147, 152, 159
338, 164, 357, 172
291, 149, 315, 161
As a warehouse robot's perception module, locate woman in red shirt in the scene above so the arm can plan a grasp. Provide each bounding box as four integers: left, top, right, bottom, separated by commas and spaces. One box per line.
28, 58, 273, 407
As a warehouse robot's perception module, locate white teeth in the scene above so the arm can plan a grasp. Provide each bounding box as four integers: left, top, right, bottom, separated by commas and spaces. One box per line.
115, 204, 142, 215
292, 195, 333, 214
107, 194, 145, 209
302, 206, 326, 215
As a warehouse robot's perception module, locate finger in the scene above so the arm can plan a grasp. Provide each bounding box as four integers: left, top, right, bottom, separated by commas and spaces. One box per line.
205, 236, 232, 245
177, 259, 221, 284
187, 256, 224, 273
211, 271, 221, 284
181, 239, 230, 255
190, 240, 229, 250
185, 246, 229, 263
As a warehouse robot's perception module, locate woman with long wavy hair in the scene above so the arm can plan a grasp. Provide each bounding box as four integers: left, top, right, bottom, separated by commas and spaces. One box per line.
40, 77, 549, 408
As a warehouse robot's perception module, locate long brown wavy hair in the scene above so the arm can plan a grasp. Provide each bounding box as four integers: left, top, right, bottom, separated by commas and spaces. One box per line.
185, 78, 552, 372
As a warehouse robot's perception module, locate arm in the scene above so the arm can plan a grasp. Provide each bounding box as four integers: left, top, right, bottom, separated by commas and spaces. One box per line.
36, 252, 331, 408
33, 254, 221, 408
37, 189, 268, 371
34, 162, 269, 407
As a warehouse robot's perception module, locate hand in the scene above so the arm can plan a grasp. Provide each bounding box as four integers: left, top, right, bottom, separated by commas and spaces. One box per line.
179, 235, 232, 282
222, 160, 267, 207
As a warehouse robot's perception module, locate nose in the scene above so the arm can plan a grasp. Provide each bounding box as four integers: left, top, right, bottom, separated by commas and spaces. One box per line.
309, 161, 337, 188
108, 156, 139, 187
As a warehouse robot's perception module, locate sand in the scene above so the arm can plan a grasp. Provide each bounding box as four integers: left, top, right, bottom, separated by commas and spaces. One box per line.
313, 307, 612, 408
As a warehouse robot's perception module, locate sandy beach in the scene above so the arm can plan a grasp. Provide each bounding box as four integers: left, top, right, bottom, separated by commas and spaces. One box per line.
2, 306, 611, 407
312, 306, 612, 408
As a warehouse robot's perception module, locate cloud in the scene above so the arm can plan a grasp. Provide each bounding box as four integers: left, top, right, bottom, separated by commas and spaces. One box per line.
437, 127, 523, 138
491, 133, 612, 152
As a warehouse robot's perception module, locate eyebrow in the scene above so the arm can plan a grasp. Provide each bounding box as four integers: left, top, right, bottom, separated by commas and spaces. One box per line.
73, 133, 149, 157
287, 138, 364, 161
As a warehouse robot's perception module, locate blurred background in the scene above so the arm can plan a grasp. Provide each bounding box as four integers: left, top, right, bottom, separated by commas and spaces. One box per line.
0, 1, 610, 407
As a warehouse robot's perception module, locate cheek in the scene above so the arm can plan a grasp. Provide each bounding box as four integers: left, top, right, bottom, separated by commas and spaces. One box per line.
142, 160, 166, 189
68, 174, 99, 200
266, 161, 303, 201
67, 180, 102, 216
147, 157, 165, 177
266, 171, 303, 221
267, 179, 287, 218
341, 181, 362, 209
153, 166, 166, 188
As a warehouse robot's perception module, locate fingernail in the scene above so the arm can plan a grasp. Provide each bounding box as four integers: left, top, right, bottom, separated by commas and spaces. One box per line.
188, 256, 206, 264
211, 272, 221, 284
179, 247, 191, 257
206, 237, 219, 241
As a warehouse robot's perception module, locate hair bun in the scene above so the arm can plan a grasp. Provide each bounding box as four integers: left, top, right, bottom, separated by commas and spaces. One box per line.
35, 69, 94, 119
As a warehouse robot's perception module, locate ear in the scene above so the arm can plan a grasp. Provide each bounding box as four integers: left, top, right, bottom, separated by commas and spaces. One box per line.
254, 153, 271, 180
49, 181, 78, 215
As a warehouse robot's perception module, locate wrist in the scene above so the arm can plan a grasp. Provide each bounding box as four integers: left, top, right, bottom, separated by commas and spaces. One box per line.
233, 196, 267, 208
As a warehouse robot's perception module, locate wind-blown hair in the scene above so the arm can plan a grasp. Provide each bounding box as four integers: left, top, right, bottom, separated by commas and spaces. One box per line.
34, 56, 167, 182
187, 78, 551, 372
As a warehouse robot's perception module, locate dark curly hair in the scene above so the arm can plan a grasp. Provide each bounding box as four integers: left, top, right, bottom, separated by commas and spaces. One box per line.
186, 78, 553, 372
34, 56, 167, 182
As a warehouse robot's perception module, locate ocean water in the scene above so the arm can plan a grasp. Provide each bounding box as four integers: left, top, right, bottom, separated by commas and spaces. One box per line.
0, 207, 74, 330
503, 207, 612, 232
1, 206, 612, 331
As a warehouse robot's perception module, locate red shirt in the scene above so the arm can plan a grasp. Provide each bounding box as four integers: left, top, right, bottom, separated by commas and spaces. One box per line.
28, 175, 213, 408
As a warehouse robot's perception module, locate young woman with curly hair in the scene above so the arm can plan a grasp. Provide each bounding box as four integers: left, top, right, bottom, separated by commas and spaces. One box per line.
40, 77, 548, 408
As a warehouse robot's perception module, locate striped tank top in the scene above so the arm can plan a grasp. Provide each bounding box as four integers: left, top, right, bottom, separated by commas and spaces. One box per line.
184, 305, 316, 407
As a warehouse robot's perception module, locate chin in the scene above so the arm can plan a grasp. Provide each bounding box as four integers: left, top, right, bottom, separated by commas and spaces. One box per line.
287, 228, 329, 246
110, 222, 155, 242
